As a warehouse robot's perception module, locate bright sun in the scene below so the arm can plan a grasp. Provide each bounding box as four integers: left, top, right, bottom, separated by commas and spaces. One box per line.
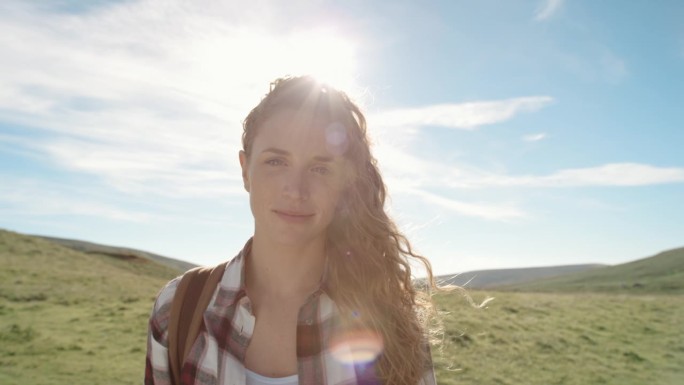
278, 30, 359, 94
185, 27, 361, 112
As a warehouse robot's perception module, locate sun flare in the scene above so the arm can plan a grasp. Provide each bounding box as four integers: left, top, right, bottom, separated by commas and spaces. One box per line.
179, 27, 361, 115
279, 30, 359, 94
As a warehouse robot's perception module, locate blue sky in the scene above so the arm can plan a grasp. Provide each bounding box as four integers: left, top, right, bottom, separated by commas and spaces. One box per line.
1, 0, 683, 275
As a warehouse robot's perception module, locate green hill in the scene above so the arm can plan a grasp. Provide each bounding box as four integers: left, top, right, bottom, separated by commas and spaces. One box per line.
1, 229, 682, 385
501, 247, 684, 294
433, 289, 684, 385
35, 234, 198, 273
437, 264, 605, 289
0, 229, 182, 385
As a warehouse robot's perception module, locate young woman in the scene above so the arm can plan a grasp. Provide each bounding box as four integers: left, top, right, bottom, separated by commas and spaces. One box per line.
145, 76, 438, 385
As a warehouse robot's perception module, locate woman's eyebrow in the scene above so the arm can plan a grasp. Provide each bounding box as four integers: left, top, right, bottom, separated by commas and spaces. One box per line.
313, 155, 333, 163
261, 147, 289, 156
261, 147, 334, 163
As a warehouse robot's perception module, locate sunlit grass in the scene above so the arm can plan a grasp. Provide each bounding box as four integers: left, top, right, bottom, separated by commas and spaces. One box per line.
0, 230, 177, 385
433, 290, 684, 385
1, 229, 683, 385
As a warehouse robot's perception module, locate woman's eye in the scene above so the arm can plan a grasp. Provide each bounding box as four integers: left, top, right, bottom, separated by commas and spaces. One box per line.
266, 158, 285, 166
312, 166, 330, 175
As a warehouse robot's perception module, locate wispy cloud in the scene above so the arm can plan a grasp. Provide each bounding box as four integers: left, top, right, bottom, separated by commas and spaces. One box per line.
0, 178, 157, 222
372, 96, 554, 131
2, 0, 673, 230
0, 0, 360, 199
535, 0, 565, 21
0, 174, 251, 227
523, 133, 547, 142
375, 146, 529, 222
449, 163, 684, 188
0, 0, 558, 203
402, 188, 528, 221
537, 163, 684, 187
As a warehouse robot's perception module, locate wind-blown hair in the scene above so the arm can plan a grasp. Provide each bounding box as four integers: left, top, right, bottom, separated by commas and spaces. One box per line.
242, 76, 437, 385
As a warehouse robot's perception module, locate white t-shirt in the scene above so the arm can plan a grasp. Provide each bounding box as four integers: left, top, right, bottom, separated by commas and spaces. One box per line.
245, 369, 299, 385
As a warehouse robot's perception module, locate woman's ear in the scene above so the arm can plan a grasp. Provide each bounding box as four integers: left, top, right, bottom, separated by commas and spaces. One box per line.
239, 150, 250, 192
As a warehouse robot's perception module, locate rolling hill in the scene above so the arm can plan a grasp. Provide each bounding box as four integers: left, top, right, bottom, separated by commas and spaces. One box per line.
35, 234, 197, 273
437, 263, 605, 289
500, 246, 684, 294
2, 228, 682, 384
0, 229, 183, 385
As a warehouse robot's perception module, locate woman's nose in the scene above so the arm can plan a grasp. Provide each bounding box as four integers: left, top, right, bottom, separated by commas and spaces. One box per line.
282, 168, 310, 201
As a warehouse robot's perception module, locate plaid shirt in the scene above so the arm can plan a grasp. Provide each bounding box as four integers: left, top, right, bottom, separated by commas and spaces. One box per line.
145, 240, 437, 385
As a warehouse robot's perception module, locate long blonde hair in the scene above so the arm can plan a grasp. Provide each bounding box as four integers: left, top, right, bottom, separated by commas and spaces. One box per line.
243, 76, 437, 384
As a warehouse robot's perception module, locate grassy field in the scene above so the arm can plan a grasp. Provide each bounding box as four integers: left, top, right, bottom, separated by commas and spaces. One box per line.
1, 229, 683, 384
0, 230, 178, 385
432, 290, 684, 385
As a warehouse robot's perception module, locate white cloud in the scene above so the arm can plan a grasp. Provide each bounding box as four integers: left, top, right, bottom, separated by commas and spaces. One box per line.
0, 174, 252, 227
523, 133, 547, 142
0, 0, 360, 199
0, 0, 558, 203
535, 0, 565, 21
0, 178, 156, 222
373, 142, 532, 222
373, 144, 455, 187
540, 163, 684, 186
372, 96, 554, 131
402, 188, 527, 221
3, 0, 673, 229
449, 163, 684, 188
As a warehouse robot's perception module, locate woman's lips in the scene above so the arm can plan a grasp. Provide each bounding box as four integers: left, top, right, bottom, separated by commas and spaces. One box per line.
273, 210, 314, 223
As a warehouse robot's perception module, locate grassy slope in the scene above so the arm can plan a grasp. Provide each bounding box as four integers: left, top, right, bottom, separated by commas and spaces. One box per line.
501, 247, 684, 294
437, 264, 605, 289
35, 235, 198, 273
433, 290, 684, 385
2, 229, 683, 385
0, 230, 181, 385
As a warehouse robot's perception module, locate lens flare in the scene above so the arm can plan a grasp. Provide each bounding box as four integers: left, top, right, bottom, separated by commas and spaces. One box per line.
330, 328, 384, 364
325, 122, 349, 156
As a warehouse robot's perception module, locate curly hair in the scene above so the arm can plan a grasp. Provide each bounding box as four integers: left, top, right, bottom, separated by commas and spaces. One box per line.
242, 76, 437, 385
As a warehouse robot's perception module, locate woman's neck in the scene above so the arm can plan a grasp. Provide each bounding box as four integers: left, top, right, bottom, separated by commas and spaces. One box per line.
245, 234, 326, 300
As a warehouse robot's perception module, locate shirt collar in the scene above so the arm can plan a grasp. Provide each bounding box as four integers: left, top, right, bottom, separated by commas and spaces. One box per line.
220, 237, 330, 307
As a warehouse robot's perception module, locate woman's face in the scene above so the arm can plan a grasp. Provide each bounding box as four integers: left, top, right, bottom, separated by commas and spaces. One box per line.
240, 108, 347, 247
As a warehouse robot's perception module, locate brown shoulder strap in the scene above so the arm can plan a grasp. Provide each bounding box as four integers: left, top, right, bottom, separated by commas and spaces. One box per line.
167, 262, 228, 385
168, 268, 196, 385
182, 263, 227, 360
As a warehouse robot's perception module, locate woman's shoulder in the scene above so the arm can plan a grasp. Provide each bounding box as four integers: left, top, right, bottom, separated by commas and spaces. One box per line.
148, 275, 182, 333
149, 259, 235, 331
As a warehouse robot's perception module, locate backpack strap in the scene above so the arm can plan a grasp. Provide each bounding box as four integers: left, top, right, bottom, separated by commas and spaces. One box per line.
167, 262, 228, 385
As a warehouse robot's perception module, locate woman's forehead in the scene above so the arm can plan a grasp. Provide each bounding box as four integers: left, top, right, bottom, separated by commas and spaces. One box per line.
266, 106, 341, 127
254, 109, 349, 156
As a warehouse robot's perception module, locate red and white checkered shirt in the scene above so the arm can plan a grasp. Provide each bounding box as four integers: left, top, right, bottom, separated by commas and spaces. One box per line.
145, 241, 437, 385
